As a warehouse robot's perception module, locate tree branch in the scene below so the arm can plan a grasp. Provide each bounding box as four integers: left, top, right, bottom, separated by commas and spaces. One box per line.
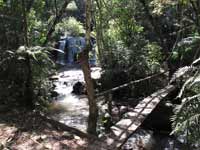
43, 0, 72, 46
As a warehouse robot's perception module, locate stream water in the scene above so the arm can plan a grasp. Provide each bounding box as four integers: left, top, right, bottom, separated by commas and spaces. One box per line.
49, 67, 101, 132
49, 67, 197, 150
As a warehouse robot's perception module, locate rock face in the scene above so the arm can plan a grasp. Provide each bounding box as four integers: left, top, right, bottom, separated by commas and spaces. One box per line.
72, 81, 86, 95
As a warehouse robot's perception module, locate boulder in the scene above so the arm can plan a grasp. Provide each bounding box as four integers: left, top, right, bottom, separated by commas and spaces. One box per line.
122, 129, 155, 150
72, 81, 86, 95
50, 91, 59, 98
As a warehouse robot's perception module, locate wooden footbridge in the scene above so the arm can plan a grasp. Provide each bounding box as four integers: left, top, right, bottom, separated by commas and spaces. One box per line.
81, 72, 180, 150
95, 62, 195, 150
46, 71, 177, 150
98, 85, 175, 150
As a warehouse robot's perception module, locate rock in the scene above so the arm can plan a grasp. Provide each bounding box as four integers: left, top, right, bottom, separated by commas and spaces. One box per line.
62, 132, 74, 139
74, 135, 81, 140
41, 135, 47, 140
44, 143, 52, 149
119, 106, 128, 115
50, 91, 59, 98
49, 75, 59, 81
72, 81, 86, 95
63, 81, 68, 86
153, 135, 191, 150
122, 129, 155, 150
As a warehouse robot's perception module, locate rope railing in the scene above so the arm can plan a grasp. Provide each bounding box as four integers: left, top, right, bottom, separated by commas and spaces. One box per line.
95, 71, 168, 97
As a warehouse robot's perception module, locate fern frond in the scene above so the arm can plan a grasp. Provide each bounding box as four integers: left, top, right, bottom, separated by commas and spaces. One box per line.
173, 113, 200, 134
178, 36, 200, 46
177, 76, 194, 98
170, 66, 195, 83
172, 94, 200, 122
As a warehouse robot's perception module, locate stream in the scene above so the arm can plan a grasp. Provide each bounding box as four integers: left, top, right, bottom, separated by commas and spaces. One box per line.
49, 66, 197, 150
49, 67, 101, 132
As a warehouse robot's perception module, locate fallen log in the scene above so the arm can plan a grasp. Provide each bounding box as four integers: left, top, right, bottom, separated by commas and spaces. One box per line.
35, 112, 96, 140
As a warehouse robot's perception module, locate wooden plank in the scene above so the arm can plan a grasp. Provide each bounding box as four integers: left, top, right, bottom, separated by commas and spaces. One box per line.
102, 84, 176, 149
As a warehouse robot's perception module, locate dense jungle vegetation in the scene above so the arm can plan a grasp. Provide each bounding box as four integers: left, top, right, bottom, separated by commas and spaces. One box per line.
0, 0, 200, 149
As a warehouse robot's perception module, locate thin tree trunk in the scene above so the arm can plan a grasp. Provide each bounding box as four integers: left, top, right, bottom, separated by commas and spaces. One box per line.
79, 0, 98, 135
43, 0, 72, 46
22, 0, 29, 46
95, 0, 104, 64
24, 55, 34, 109
22, 0, 34, 108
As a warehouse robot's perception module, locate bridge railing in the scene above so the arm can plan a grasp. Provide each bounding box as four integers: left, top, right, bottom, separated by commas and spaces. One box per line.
95, 71, 168, 117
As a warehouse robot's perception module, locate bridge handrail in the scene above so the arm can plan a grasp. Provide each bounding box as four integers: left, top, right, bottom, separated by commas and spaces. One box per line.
95, 71, 168, 97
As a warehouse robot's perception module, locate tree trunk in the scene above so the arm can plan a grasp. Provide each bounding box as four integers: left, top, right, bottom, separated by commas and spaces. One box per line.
22, 0, 29, 46
95, 0, 104, 64
24, 55, 34, 109
22, 0, 34, 109
79, 0, 98, 135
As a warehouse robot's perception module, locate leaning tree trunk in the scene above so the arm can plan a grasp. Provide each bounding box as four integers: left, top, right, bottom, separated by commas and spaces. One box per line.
79, 0, 98, 135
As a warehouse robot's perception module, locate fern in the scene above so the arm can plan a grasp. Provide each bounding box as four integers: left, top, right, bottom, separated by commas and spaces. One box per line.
171, 57, 200, 146
0, 46, 56, 108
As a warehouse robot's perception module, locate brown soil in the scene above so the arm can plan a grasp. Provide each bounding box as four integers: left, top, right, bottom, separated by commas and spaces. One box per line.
0, 109, 88, 150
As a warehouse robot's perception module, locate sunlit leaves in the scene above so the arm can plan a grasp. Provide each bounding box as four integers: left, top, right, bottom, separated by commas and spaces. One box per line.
66, 1, 78, 11
0, 0, 4, 7
150, 0, 176, 15
55, 17, 85, 36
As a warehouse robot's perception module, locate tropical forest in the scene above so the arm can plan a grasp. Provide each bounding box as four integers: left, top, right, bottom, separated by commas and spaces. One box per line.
0, 0, 200, 149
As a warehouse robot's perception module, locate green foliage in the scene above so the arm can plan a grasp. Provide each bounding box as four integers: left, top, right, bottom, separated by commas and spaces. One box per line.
0, 46, 55, 109
55, 17, 85, 37
171, 36, 200, 66
95, 0, 165, 98
145, 42, 163, 72
150, 0, 176, 16
66, 1, 78, 11
28, 9, 47, 45
171, 60, 200, 145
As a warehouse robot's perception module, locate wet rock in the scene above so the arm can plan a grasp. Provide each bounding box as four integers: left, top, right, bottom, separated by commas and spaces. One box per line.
153, 135, 191, 150
122, 129, 155, 150
51, 91, 59, 98
119, 106, 128, 115
63, 81, 68, 86
52, 83, 56, 89
62, 132, 74, 140
49, 75, 59, 81
72, 81, 86, 95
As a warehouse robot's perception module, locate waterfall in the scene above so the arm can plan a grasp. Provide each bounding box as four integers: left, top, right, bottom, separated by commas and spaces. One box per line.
67, 36, 78, 64
56, 40, 66, 65
56, 36, 96, 65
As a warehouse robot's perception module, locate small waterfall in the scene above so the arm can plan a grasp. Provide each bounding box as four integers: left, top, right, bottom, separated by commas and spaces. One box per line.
56, 40, 66, 65
67, 37, 78, 64
56, 36, 96, 65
